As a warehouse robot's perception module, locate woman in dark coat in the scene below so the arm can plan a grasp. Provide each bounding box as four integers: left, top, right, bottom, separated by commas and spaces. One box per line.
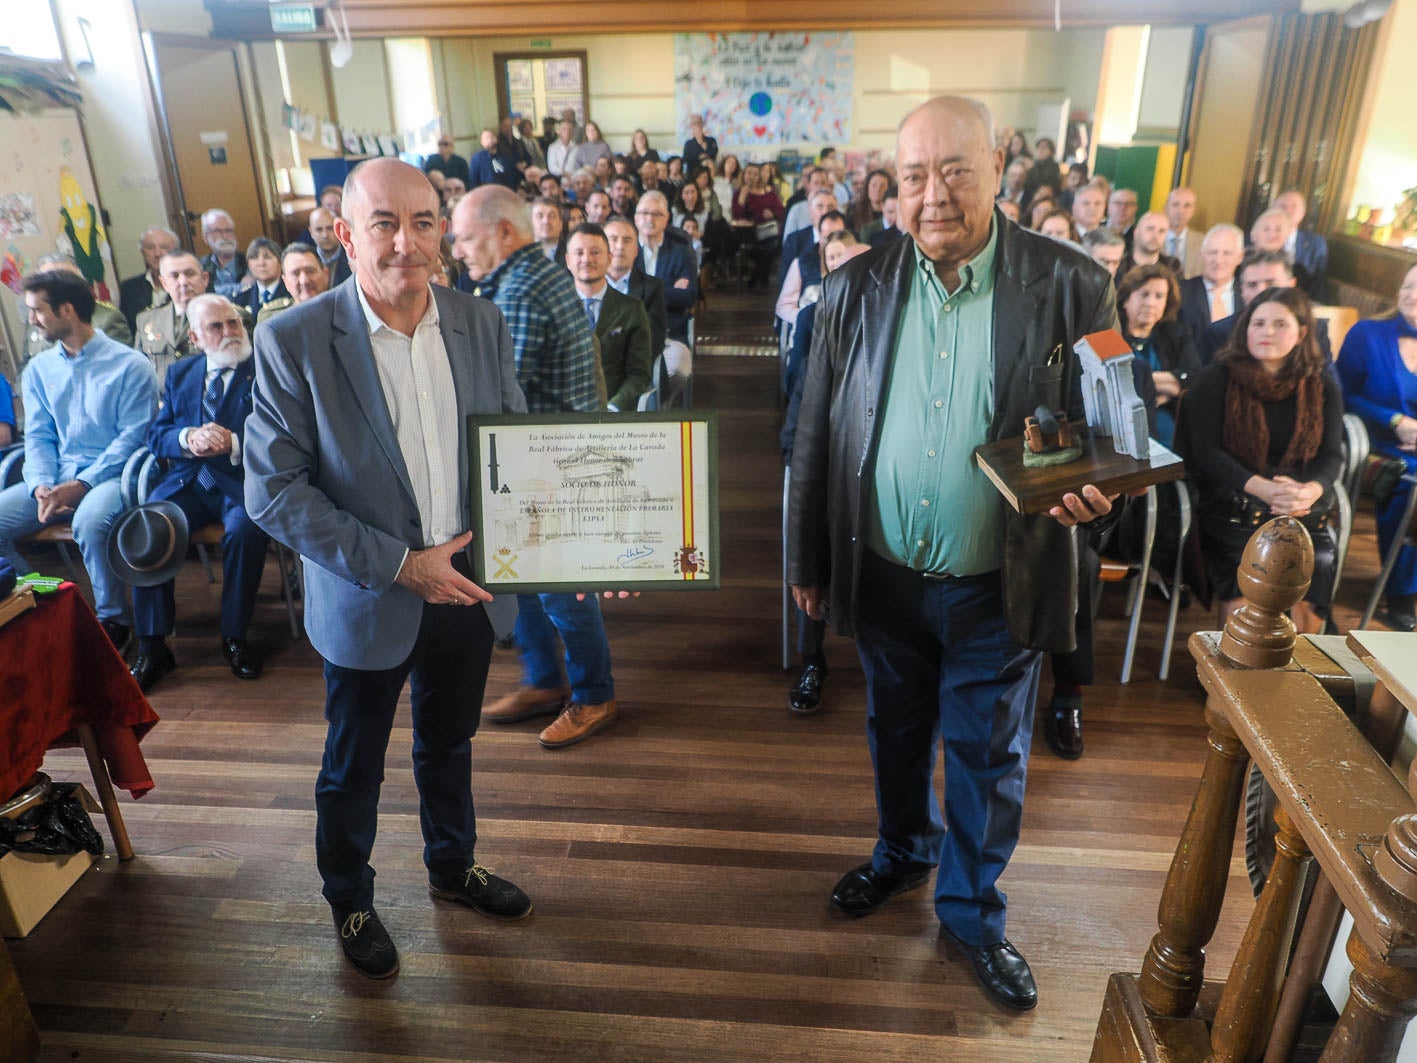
1117, 263, 1201, 449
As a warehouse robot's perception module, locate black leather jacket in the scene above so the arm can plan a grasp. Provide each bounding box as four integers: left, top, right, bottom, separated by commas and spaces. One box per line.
786, 213, 1119, 653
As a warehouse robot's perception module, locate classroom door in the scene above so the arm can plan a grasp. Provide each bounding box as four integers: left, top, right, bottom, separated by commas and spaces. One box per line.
145, 36, 268, 253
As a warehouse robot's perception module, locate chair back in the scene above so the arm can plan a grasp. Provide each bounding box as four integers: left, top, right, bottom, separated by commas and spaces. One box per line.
1312, 305, 1359, 359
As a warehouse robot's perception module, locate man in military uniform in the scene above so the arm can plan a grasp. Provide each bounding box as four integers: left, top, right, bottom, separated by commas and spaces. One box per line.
24, 253, 132, 364
256, 243, 330, 325
137, 250, 250, 385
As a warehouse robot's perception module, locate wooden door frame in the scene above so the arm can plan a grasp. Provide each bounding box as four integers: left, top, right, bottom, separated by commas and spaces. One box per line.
140, 32, 275, 249
492, 51, 590, 130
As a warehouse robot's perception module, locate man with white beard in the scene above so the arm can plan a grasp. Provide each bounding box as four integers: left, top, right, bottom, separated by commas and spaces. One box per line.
128, 293, 269, 691
199, 209, 247, 298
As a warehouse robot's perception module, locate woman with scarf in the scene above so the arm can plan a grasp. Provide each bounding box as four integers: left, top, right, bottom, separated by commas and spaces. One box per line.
1180, 286, 1343, 634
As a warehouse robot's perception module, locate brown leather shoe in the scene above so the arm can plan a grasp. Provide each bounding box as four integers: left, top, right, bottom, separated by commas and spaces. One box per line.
538, 700, 618, 749
483, 685, 571, 724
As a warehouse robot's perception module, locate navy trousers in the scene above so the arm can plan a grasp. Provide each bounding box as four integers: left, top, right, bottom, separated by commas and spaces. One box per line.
132, 483, 268, 640
855, 549, 1042, 947
316, 596, 493, 910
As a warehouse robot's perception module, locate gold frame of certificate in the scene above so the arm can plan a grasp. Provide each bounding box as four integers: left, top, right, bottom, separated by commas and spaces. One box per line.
467, 412, 720, 593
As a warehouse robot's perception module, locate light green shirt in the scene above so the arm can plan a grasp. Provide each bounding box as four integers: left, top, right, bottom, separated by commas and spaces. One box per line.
867, 224, 1004, 576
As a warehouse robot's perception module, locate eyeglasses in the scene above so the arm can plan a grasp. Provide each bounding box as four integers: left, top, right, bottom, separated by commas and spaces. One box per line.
635, 211, 667, 219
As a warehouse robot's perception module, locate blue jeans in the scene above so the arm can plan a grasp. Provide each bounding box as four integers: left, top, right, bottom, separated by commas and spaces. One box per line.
515, 592, 615, 705
854, 550, 1041, 947
0, 480, 130, 622
316, 599, 493, 910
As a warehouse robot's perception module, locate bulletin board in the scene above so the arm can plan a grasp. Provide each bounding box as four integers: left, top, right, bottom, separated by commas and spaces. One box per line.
0, 107, 113, 388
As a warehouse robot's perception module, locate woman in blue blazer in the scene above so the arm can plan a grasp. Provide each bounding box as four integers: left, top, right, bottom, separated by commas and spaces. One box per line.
1337, 263, 1417, 629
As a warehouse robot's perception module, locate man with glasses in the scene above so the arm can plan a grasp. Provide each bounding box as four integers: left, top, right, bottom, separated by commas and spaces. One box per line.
423, 134, 470, 187
129, 293, 268, 691
199, 209, 245, 299
138, 250, 249, 386
634, 191, 696, 387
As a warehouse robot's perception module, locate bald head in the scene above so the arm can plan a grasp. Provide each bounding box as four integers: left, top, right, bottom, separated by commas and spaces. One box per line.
895, 95, 1002, 267
450, 185, 533, 282
308, 206, 340, 254
336, 158, 445, 311
342, 157, 440, 223
1132, 211, 1169, 255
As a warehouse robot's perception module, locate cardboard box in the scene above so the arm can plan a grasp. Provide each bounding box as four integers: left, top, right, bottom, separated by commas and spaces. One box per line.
0, 785, 100, 939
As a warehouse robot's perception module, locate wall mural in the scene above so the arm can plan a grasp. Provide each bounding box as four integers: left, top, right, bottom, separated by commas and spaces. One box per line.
674, 32, 854, 147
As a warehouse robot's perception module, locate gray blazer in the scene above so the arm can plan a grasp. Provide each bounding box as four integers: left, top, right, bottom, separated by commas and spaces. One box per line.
244, 279, 527, 669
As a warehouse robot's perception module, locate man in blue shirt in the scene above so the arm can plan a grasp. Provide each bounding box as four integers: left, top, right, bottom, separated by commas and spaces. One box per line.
449, 186, 617, 751
0, 372, 15, 446
1, 270, 158, 649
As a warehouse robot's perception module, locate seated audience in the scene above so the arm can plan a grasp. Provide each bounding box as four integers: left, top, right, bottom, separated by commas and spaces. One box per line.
569, 121, 613, 173
232, 238, 287, 316
1197, 250, 1331, 365
1117, 263, 1200, 447
1336, 262, 1417, 629
1000, 160, 1029, 206
732, 163, 786, 289
257, 243, 330, 324
424, 134, 470, 185
777, 210, 847, 327
639, 157, 667, 199
306, 207, 353, 285
137, 250, 226, 385
1071, 184, 1107, 237
782, 167, 834, 240
673, 182, 711, 241
604, 216, 672, 376
567, 224, 654, 412
848, 169, 890, 234
531, 197, 566, 264
1179, 223, 1244, 344
682, 114, 719, 173
1180, 287, 1342, 635
199, 209, 245, 299
779, 235, 871, 716
627, 128, 659, 173
1037, 209, 1079, 244
3, 270, 158, 650
1059, 161, 1088, 210
609, 176, 638, 218
780, 189, 840, 288
538, 173, 564, 202
635, 190, 697, 352
128, 293, 268, 691
469, 128, 521, 190
1081, 227, 1126, 278
546, 119, 576, 177
119, 226, 179, 330
593, 155, 615, 191
1026, 137, 1062, 199
1107, 188, 1139, 241
25, 253, 132, 361
1118, 210, 1182, 279
1274, 189, 1329, 300
584, 190, 612, 225
1164, 187, 1204, 278
1249, 208, 1291, 256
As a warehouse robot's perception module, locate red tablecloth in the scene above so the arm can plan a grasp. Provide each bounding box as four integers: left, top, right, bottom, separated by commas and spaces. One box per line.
0, 584, 159, 801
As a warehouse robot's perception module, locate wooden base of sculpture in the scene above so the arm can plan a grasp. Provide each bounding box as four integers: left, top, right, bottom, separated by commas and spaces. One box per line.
974, 430, 1184, 515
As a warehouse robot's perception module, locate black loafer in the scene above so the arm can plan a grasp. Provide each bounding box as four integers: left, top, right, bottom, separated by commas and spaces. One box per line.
429, 864, 532, 920
1043, 705, 1083, 760
333, 906, 399, 979
129, 643, 177, 693
830, 861, 931, 916
222, 637, 262, 680
940, 926, 1037, 1011
789, 662, 828, 715
1387, 596, 1417, 633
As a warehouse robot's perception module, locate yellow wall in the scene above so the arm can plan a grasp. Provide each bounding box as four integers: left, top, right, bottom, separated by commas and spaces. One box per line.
1349, 0, 1417, 218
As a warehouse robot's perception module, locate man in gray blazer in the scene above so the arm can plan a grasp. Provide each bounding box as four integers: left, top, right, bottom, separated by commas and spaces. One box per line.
244, 158, 530, 980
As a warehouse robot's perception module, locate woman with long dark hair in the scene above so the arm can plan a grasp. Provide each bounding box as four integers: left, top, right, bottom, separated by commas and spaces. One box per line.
1180, 286, 1344, 634
848, 168, 892, 233
626, 128, 659, 174
731, 162, 784, 288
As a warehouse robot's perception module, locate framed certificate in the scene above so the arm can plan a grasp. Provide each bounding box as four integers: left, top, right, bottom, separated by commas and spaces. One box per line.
468, 412, 720, 593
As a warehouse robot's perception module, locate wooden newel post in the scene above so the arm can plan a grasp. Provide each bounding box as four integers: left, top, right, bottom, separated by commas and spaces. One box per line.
1318, 934, 1417, 1063
1137, 519, 1310, 1021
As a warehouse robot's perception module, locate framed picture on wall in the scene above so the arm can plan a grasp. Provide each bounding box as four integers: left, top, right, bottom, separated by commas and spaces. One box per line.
546, 95, 583, 124
509, 96, 536, 121
506, 59, 534, 94
544, 57, 583, 91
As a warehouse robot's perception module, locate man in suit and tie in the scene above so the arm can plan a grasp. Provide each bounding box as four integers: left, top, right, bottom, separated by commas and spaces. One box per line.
1163, 187, 1205, 279
566, 223, 653, 412
308, 207, 353, 286
138, 250, 251, 386
603, 217, 671, 365
128, 294, 268, 691
231, 238, 288, 319
1178, 223, 1243, 348
119, 226, 179, 330
1196, 249, 1333, 365
634, 190, 697, 393
1274, 189, 1329, 302
244, 158, 531, 980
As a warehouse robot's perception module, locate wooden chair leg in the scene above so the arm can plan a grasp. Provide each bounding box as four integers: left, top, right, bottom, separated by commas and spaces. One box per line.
75, 723, 134, 861
1360, 484, 1417, 628
1317, 932, 1417, 1063
196, 542, 216, 584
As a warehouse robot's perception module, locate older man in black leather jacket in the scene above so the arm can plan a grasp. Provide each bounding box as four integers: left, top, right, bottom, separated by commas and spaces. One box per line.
786, 95, 1119, 1013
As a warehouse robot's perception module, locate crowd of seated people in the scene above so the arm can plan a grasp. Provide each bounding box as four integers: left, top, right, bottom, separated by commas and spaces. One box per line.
3, 109, 1414, 775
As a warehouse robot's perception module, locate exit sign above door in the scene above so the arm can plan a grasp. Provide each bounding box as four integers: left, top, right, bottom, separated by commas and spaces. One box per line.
270, 4, 317, 33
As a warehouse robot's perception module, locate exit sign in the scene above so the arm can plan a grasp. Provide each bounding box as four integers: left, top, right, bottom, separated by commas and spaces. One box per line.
270, 4, 317, 33
530, 38, 552, 48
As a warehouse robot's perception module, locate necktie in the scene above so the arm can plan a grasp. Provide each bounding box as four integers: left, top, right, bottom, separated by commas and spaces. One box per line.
584, 297, 598, 328
1166, 232, 1177, 257
261, 289, 272, 304
197, 371, 225, 492
1209, 286, 1227, 323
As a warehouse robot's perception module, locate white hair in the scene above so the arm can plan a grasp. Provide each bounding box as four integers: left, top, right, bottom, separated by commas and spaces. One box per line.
185, 292, 233, 328
200, 209, 233, 230
139, 226, 179, 245
467, 186, 532, 238
639, 190, 669, 214
1202, 222, 1244, 249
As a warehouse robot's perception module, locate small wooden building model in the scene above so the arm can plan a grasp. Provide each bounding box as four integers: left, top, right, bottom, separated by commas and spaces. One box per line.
1074, 330, 1150, 461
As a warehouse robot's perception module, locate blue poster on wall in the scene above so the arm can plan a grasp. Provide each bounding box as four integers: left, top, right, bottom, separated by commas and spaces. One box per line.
674, 32, 854, 147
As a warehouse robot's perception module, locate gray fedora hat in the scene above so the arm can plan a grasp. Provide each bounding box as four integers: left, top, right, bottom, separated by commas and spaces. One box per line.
107, 502, 190, 587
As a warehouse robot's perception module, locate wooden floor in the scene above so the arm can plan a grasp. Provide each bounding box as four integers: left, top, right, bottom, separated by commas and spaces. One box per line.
12, 289, 1395, 1062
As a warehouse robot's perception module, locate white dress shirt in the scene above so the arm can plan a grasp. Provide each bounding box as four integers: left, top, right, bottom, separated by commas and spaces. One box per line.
355, 283, 460, 552
606, 272, 630, 295
640, 236, 662, 276
1204, 278, 1235, 321
178, 360, 244, 465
